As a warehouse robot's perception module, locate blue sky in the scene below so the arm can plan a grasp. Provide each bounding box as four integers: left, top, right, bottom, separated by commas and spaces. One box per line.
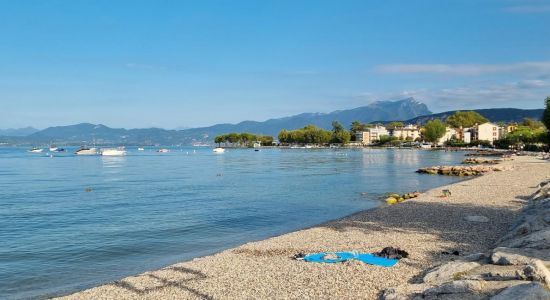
1, 0, 550, 129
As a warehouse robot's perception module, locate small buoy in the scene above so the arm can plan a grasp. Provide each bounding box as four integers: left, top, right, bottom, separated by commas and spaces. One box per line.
84, 187, 93, 192
216, 173, 222, 177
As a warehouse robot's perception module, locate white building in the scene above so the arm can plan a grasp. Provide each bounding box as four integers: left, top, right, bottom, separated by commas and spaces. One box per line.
356, 125, 389, 145
390, 125, 421, 141
437, 127, 458, 145
471, 122, 501, 144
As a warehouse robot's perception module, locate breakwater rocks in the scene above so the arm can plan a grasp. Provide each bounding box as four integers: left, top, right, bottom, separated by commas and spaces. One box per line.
417, 165, 508, 176
463, 158, 501, 165
465, 150, 514, 157
382, 180, 550, 300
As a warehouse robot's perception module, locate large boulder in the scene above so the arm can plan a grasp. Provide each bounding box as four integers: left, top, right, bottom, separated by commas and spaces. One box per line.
490, 282, 550, 300
423, 261, 481, 284
422, 280, 485, 298
499, 229, 550, 250
491, 247, 550, 265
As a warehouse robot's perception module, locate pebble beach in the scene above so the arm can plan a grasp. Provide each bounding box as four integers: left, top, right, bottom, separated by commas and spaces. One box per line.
57, 155, 550, 300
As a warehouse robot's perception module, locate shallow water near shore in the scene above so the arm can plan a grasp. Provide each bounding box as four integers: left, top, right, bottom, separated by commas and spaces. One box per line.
0, 147, 468, 299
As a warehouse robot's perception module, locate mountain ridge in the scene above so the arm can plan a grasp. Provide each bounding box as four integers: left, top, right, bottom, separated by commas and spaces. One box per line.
0, 99, 544, 145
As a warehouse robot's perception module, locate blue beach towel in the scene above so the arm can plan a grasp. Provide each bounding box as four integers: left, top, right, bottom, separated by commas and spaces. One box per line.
303, 252, 398, 267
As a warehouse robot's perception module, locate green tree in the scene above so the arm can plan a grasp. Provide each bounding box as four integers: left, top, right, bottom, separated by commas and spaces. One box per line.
424, 119, 447, 143
387, 121, 404, 130
541, 96, 550, 129
278, 125, 332, 144
331, 121, 351, 144
214, 135, 224, 146
522, 118, 545, 130
446, 111, 488, 128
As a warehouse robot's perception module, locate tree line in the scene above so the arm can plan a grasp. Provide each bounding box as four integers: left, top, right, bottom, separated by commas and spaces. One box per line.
214, 133, 274, 147
278, 121, 351, 144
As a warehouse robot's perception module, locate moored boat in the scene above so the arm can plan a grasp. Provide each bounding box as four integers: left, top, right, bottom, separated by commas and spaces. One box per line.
138, 147, 145, 151
75, 147, 98, 155
101, 147, 127, 156
213, 147, 225, 153
157, 148, 170, 153
28, 148, 43, 153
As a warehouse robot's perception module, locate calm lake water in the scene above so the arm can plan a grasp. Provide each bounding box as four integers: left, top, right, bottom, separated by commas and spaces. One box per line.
0, 147, 467, 299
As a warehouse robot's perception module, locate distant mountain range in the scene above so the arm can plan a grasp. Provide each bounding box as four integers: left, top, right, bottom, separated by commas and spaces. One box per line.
0, 98, 544, 145
0, 127, 39, 137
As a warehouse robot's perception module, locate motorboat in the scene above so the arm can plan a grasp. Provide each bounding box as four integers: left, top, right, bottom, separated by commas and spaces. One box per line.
28, 148, 43, 153
420, 143, 432, 149
157, 148, 170, 153
138, 147, 145, 151
75, 147, 98, 155
213, 147, 225, 153
101, 147, 127, 156
49, 146, 58, 152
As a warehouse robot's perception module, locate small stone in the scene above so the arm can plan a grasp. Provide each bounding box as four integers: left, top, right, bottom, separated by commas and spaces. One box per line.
385, 197, 398, 205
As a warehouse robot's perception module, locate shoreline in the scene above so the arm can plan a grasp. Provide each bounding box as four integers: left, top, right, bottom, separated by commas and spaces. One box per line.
57, 156, 550, 299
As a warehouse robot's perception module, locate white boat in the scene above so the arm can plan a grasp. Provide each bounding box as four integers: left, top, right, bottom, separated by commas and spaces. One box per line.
157, 148, 170, 153
29, 148, 43, 153
138, 147, 145, 151
101, 147, 127, 156
49, 147, 58, 152
420, 142, 432, 149
75, 147, 98, 155
213, 147, 225, 153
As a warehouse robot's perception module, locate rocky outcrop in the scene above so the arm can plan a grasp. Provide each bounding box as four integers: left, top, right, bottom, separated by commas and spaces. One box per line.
416, 165, 508, 176
465, 150, 514, 157
463, 158, 501, 165
381, 179, 550, 300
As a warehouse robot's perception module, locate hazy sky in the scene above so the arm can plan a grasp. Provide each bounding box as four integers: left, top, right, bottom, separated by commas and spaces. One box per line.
1, 0, 550, 129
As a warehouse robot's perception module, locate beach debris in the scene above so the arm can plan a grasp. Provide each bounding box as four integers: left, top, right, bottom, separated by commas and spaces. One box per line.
464, 215, 490, 223
84, 187, 93, 192
291, 252, 306, 260
374, 247, 409, 260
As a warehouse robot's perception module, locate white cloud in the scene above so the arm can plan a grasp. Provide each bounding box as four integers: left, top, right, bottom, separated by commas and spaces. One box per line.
376, 61, 550, 76
355, 79, 550, 111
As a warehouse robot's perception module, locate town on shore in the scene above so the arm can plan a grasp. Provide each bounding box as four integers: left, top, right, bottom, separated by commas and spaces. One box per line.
214, 110, 548, 152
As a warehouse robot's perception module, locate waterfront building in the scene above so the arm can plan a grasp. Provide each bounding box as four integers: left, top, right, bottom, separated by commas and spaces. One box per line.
389, 124, 421, 141
356, 125, 389, 145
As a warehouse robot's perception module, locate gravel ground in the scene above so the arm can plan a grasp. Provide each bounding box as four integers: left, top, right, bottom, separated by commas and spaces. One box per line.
57, 156, 550, 300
